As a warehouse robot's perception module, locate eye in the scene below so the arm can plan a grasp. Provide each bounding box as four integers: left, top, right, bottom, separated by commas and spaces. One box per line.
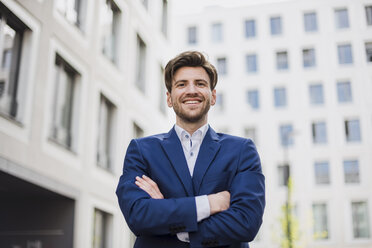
197, 81, 207, 87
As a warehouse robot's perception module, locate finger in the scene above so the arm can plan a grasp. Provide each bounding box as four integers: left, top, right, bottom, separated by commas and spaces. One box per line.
142, 175, 164, 199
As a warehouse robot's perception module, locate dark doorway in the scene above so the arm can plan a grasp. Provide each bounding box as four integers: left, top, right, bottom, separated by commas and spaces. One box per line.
0, 171, 75, 248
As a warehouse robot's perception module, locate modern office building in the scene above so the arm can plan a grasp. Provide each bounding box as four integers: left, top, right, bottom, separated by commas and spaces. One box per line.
0, 0, 170, 247
173, 0, 372, 247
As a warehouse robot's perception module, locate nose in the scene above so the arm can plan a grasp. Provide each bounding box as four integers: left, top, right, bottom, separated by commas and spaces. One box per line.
185, 82, 198, 94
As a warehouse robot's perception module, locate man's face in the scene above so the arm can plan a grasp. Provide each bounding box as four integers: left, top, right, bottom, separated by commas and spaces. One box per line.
167, 66, 216, 124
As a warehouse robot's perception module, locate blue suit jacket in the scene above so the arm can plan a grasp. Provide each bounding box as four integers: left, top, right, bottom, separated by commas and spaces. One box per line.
116, 127, 265, 248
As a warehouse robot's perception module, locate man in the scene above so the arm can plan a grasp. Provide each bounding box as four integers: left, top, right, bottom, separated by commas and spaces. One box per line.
116, 51, 265, 248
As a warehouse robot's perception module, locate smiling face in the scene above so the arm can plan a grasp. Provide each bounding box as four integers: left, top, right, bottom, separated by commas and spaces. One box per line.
167, 66, 216, 128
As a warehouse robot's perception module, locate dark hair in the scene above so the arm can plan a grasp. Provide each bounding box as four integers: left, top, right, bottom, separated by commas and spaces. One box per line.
164, 51, 218, 92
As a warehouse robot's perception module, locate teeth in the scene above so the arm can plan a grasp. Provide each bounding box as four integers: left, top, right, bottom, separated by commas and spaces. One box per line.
185, 101, 199, 104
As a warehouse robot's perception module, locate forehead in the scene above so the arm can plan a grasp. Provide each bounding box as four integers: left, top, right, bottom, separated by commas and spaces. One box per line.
173, 66, 209, 83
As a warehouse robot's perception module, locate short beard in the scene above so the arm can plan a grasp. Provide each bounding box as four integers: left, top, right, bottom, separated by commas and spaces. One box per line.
173, 98, 211, 124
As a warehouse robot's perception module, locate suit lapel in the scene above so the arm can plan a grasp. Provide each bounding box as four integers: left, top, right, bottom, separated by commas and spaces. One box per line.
161, 127, 194, 196
192, 127, 221, 195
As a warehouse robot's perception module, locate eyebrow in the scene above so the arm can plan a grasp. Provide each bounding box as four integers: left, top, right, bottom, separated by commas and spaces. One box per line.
174, 79, 208, 84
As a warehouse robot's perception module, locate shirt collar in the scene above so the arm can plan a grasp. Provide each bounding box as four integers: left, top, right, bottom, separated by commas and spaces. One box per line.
175, 123, 209, 143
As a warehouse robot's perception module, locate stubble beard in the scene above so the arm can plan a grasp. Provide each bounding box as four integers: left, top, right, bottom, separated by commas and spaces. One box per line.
173, 97, 211, 124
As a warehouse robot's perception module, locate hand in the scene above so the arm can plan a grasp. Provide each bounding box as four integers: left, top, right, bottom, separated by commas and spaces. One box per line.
208, 191, 230, 215
135, 175, 164, 199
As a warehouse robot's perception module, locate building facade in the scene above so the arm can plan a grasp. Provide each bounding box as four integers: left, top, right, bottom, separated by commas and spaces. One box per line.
173, 0, 372, 247
0, 0, 171, 247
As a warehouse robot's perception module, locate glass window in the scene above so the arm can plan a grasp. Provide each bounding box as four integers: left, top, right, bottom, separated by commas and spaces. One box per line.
313, 203, 329, 239
0, 6, 29, 119
245, 19, 256, 38
303, 48, 316, 68
56, 0, 83, 29
159, 66, 166, 114
270, 16, 282, 35
338, 44, 353, 64
352, 202, 370, 238
337, 81, 352, 103
93, 209, 113, 248
309, 84, 324, 105
345, 119, 361, 142
217, 57, 227, 75
161, 0, 168, 36
51, 55, 80, 149
247, 90, 259, 109
304, 12, 318, 32
133, 122, 144, 138
365, 42, 372, 62
279, 124, 293, 146
366, 6, 372, 25
246, 54, 258, 73
274, 87, 287, 107
100, 0, 120, 63
312, 122, 327, 144
136, 34, 147, 92
97, 94, 115, 171
343, 159, 360, 183
278, 164, 290, 186
244, 127, 257, 144
211, 23, 223, 43
276, 51, 288, 70
187, 26, 197, 45
314, 161, 330, 184
335, 8, 349, 29
215, 92, 224, 110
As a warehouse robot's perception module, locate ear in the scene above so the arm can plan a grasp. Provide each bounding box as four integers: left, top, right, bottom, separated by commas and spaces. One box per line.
166, 91, 173, 107
211, 89, 217, 106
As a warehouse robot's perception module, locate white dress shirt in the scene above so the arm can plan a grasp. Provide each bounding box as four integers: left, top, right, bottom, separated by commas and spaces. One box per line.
174, 124, 211, 242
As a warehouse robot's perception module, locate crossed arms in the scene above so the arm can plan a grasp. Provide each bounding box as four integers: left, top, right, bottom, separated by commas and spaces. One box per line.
116, 138, 265, 247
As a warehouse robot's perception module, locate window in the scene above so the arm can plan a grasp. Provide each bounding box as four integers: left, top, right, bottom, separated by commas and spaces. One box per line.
345, 119, 361, 142
244, 19, 256, 38
270, 16, 282, 35
97, 94, 115, 171
276, 51, 288, 70
366, 6, 372, 25
159, 66, 166, 114
140, 0, 148, 9
215, 92, 224, 110
247, 90, 259, 109
343, 159, 360, 183
314, 161, 330, 184
335, 8, 349, 29
244, 127, 257, 144
303, 48, 316, 68
338, 44, 353, 64
101, 0, 120, 63
246, 54, 258, 73
309, 84, 324, 105
313, 203, 329, 239
337, 81, 352, 103
304, 12, 317, 32
352, 202, 370, 238
187, 26, 197, 45
278, 164, 290, 186
217, 57, 227, 75
312, 122, 327, 144
56, 0, 83, 29
51, 55, 80, 149
365, 42, 372, 62
136, 34, 147, 92
274, 87, 287, 107
133, 122, 144, 138
279, 124, 293, 146
161, 0, 168, 36
93, 209, 113, 248
211, 23, 223, 43
0, 4, 29, 119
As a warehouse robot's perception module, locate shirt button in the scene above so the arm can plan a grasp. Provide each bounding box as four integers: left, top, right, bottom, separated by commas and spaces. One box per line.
185, 134, 189, 139
190, 152, 194, 156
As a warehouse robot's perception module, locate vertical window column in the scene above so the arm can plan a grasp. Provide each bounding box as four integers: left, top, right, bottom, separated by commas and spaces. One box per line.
313, 203, 329, 239
352, 201, 370, 239
101, 0, 120, 64
136, 34, 147, 92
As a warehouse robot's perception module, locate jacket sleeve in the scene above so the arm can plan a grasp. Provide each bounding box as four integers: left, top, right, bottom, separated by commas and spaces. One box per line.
116, 139, 199, 236
189, 139, 265, 247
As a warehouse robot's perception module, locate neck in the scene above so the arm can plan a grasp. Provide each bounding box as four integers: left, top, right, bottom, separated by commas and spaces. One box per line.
176, 117, 208, 135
